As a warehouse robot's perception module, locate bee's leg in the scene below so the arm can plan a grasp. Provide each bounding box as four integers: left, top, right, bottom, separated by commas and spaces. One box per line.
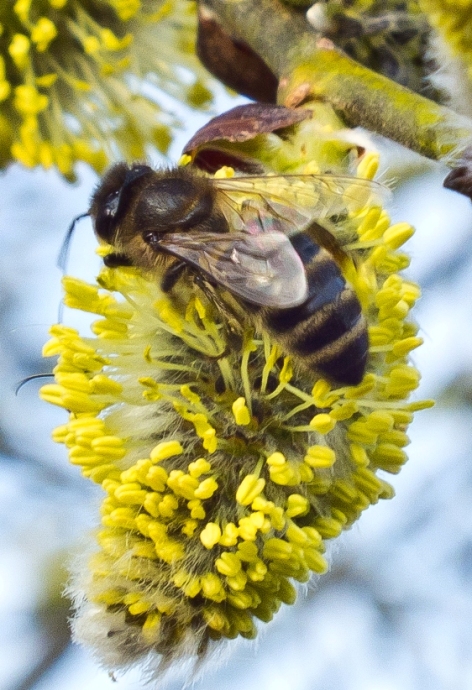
193, 274, 232, 326
161, 261, 187, 293
103, 252, 133, 268
193, 274, 244, 357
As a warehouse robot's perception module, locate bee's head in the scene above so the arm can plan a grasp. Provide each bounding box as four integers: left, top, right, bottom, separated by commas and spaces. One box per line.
90, 162, 153, 244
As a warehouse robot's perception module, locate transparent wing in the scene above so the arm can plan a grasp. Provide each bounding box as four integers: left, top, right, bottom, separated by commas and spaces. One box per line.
158, 231, 308, 308
213, 173, 389, 243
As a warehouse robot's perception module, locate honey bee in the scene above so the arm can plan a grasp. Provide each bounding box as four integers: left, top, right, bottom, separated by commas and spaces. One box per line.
88, 163, 385, 386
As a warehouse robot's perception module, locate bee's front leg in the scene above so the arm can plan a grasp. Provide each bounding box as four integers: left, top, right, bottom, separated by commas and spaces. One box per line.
161, 261, 188, 293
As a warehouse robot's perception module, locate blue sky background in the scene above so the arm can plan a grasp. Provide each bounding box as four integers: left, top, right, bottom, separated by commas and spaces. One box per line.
1, 105, 472, 690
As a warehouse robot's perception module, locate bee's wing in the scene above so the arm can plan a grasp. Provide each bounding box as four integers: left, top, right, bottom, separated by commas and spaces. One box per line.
158, 231, 308, 308
213, 174, 389, 241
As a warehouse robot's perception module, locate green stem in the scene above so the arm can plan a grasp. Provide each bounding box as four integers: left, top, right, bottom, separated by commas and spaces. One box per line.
203, 0, 472, 165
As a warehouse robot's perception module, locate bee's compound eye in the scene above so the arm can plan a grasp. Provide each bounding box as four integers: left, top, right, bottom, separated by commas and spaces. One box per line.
95, 190, 120, 242
105, 190, 120, 215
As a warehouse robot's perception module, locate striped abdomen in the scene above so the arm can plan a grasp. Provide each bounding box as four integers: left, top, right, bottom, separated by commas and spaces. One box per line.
262, 233, 368, 386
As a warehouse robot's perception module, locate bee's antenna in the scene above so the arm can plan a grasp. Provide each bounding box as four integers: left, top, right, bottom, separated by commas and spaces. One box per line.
57, 212, 90, 274
15, 373, 55, 395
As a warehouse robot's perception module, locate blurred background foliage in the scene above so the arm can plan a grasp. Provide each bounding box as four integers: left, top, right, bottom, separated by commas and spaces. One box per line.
2, 1, 472, 689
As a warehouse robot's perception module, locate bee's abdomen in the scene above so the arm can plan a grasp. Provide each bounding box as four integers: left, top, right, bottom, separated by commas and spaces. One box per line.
263, 234, 368, 386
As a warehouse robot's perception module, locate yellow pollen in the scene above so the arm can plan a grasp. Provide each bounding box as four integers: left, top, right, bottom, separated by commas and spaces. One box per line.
232, 397, 251, 426
188, 458, 212, 477
310, 413, 336, 434
194, 477, 218, 499
150, 441, 184, 463
200, 522, 222, 549
31, 17, 58, 51
9, 34, 30, 70
285, 494, 310, 517
304, 445, 336, 468
236, 475, 266, 506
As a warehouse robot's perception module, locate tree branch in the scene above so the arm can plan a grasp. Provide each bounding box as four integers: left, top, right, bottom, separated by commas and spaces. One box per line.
203, 0, 472, 165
